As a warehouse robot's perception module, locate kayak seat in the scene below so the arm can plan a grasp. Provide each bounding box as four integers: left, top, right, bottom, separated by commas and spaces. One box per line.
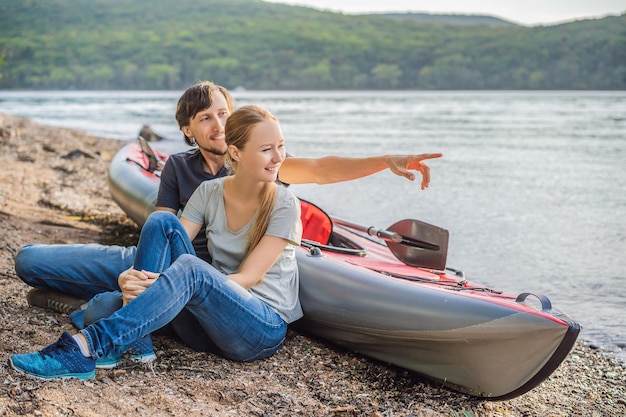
299, 199, 333, 245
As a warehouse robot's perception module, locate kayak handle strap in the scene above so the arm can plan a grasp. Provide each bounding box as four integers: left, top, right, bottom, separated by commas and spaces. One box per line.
515, 292, 552, 312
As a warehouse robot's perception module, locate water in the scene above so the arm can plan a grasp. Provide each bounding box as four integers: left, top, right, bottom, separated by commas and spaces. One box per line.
1, 90, 625, 362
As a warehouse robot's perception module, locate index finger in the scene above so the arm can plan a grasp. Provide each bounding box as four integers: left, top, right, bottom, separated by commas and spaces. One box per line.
419, 153, 443, 161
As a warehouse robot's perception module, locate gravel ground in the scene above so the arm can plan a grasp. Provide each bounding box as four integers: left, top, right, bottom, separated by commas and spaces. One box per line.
0, 113, 624, 416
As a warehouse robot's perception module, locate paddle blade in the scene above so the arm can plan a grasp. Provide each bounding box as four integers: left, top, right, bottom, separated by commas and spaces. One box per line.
386, 219, 449, 270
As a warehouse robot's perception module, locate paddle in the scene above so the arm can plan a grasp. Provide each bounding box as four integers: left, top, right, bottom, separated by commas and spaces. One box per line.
332, 216, 449, 270
138, 136, 165, 172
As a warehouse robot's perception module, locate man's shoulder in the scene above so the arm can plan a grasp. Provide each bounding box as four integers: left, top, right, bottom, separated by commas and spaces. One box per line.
169, 148, 201, 163
199, 176, 226, 191
164, 148, 202, 173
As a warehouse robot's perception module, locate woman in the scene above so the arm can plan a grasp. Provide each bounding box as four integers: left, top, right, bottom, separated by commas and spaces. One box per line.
10, 105, 303, 380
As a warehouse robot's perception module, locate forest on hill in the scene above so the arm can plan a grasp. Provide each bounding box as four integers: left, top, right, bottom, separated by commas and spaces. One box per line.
0, 0, 624, 90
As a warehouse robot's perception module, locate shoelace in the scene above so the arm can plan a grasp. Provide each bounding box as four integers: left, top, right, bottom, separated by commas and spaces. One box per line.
39, 337, 77, 359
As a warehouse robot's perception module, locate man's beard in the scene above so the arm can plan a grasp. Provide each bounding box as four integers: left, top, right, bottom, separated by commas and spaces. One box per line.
199, 144, 227, 156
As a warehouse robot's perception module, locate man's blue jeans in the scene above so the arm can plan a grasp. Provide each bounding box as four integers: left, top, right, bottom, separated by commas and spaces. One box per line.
15, 243, 136, 300
80, 211, 287, 362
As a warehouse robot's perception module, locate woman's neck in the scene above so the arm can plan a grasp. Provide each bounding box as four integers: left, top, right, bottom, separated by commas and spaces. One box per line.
223, 176, 264, 232
226, 174, 265, 202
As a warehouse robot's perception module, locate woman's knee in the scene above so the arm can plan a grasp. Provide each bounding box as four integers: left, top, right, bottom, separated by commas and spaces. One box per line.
142, 211, 184, 237
145, 210, 178, 227
169, 254, 219, 280
171, 254, 204, 269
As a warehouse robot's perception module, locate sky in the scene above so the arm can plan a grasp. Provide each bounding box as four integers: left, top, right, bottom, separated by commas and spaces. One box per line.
264, 0, 625, 25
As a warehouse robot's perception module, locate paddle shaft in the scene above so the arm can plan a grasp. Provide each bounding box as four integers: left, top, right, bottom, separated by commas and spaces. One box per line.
331, 216, 401, 242
333, 216, 443, 252
331, 216, 448, 269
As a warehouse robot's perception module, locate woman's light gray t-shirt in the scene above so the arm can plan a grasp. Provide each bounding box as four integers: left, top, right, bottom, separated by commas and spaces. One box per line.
182, 177, 303, 323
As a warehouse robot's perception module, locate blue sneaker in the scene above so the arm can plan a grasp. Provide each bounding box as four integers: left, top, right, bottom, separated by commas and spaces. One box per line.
9, 332, 95, 380
95, 336, 156, 369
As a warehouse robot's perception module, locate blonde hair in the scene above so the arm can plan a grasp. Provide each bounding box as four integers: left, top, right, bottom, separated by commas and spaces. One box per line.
225, 105, 278, 254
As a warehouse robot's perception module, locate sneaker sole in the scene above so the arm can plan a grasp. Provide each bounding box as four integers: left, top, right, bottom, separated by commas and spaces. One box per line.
95, 352, 157, 370
9, 357, 95, 380
26, 289, 87, 315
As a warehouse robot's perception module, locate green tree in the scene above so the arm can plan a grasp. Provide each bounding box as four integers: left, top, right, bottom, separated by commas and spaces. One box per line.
370, 64, 403, 89
298, 59, 333, 89
84, 66, 115, 89
143, 64, 180, 90
196, 57, 241, 89
0, 0, 623, 90
48, 67, 74, 88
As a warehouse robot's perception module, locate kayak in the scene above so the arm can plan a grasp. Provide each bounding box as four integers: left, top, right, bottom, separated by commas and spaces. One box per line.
108, 139, 580, 400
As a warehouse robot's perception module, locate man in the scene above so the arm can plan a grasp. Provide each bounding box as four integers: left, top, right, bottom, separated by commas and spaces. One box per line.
15, 81, 442, 356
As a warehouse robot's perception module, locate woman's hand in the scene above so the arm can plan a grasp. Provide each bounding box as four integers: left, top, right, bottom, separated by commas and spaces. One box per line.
118, 267, 159, 305
386, 153, 443, 190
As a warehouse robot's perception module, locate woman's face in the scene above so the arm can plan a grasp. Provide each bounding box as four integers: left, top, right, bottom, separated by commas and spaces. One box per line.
233, 119, 286, 183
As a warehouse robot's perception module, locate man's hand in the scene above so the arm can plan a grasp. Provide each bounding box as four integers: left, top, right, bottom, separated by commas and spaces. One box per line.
118, 267, 159, 305
386, 153, 443, 190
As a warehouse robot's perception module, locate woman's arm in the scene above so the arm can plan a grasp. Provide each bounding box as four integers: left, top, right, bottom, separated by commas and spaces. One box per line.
227, 235, 289, 290
179, 216, 203, 240
278, 153, 443, 190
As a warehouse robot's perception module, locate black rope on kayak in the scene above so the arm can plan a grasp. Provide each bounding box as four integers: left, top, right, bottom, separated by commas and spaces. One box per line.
125, 158, 162, 177
366, 268, 502, 293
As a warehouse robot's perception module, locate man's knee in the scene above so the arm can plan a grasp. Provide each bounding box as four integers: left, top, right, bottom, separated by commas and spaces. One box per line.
14, 244, 41, 284
83, 291, 124, 326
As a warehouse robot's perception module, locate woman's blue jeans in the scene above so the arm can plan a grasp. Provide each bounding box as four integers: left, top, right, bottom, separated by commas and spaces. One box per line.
80, 211, 287, 362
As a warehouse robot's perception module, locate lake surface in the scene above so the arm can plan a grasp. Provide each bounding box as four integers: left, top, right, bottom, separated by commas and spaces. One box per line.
1, 90, 625, 362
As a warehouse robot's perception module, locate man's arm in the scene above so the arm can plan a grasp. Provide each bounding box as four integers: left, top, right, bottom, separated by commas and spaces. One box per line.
278, 153, 443, 190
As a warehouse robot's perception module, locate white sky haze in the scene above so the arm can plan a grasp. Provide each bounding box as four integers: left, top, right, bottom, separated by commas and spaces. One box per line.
264, 0, 625, 25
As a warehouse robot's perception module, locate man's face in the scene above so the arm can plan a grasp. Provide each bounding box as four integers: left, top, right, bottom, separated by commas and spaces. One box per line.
182, 91, 230, 156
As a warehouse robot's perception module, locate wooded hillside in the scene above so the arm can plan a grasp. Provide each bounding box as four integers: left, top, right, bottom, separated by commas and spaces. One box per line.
0, 0, 624, 90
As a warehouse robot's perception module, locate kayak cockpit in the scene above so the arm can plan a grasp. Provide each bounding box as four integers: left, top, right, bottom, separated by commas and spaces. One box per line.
300, 198, 369, 256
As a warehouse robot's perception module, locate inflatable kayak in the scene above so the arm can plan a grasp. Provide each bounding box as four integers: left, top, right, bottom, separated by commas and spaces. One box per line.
108, 139, 580, 400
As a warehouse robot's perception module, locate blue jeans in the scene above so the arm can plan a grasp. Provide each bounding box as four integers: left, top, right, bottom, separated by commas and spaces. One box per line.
15, 220, 216, 350
77, 291, 219, 352
15, 237, 211, 299
80, 211, 287, 361
15, 243, 136, 300
77, 291, 217, 354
